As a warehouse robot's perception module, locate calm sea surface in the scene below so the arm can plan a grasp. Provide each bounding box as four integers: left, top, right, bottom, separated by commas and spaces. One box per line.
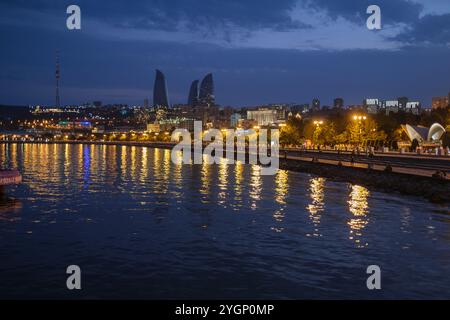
0, 143, 449, 299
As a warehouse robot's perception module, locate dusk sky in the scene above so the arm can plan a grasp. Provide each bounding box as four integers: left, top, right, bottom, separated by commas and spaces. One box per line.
1, 0, 449, 107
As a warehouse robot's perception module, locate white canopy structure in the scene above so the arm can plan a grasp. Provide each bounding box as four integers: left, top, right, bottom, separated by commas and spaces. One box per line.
402, 123, 446, 143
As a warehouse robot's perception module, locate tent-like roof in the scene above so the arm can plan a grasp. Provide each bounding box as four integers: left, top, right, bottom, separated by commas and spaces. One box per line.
428, 123, 446, 141
402, 123, 446, 143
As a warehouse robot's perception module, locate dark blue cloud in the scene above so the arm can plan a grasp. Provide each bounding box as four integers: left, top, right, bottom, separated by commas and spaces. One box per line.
304, 0, 423, 25
1, 0, 449, 107
1, 0, 311, 32
393, 13, 450, 44
2, 0, 447, 46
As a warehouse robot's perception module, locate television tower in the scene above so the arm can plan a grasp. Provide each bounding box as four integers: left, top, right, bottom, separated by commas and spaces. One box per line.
55, 51, 60, 108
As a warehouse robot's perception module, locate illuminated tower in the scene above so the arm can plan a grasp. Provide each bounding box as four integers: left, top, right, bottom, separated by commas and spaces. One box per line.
55, 51, 60, 108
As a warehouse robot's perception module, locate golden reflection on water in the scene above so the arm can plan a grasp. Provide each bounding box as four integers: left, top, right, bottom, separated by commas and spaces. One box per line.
306, 177, 325, 237
218, 158, 229, 204
102, 144, 107, 169
249, 165, 262, 210
120, 145, 127, 177
171, 151, 183, 196
140, 147, 148, 183
149, 148, 171, 196
271, 170, 289, 232
163, 149, 171, 180
10, 144, 18, 168
0, 145, 5, 166
106, 145, 117, 185
275, 170, 288, 205
200, 154, 211, 197
64, 144, 71, 180
233, 161, 244, 207
155, 149, 171, 195
153, 147, 160, 172
347, 184, 370, 247
130, 146, 136, 178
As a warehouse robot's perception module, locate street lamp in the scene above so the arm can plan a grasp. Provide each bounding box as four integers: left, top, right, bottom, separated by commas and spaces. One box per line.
313, 120, 324, 150
313, 120, 323, 127
352, 115, 367, 147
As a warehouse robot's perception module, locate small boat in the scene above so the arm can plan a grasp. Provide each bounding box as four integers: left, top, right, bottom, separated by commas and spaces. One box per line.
0, 169, 22, 187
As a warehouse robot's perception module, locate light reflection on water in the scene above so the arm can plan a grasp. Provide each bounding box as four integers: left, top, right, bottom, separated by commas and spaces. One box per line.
348, 185, 370, 248
306, 177, 325, 238
0, 143, 450, 299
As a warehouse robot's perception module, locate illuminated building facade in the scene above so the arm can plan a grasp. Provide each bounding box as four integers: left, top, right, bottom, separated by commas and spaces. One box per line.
432, 96, 449, 109
247, 108, 278, 126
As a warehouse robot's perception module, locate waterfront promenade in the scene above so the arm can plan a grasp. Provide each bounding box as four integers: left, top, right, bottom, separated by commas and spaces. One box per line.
280, 149, 450, 179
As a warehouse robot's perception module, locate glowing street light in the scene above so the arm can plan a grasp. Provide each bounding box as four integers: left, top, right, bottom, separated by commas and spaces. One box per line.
353, 115, 367, 121
352, 115, 368, 146
314, 120, 324, 127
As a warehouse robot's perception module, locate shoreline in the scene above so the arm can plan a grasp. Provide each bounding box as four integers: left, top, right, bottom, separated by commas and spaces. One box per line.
280, 158, 449, 204
2, 140, 449, 204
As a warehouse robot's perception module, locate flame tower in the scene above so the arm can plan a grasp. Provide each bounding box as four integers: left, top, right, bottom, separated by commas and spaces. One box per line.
55, 51, 60, 108
153, 69, 170, 108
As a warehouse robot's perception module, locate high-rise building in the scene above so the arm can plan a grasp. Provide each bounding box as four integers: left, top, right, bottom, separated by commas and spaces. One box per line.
397, 97, 409, 109
153, 69, 170, 108
230, 113, 242, 128
247, 108, 278, 126
364, 98, 380, 114
312, 98, 320, 111
432, 96, 449, 109
187, 80, 199, 106
333, 98, 344, 109
199, 73, 215, 107
55, 51, 60, 108
405, 101, 421, 115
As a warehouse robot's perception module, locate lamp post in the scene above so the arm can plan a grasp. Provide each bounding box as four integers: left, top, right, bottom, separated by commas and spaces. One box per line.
313, 120, 324, 149
352, 115, 367, 148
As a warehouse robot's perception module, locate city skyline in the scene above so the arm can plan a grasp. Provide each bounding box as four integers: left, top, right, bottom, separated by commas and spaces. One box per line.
1, 62, 448, 110
1, 0, 449, 107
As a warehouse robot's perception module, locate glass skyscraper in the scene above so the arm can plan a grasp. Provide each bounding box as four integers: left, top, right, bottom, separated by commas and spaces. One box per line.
153, 69, 170, 108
